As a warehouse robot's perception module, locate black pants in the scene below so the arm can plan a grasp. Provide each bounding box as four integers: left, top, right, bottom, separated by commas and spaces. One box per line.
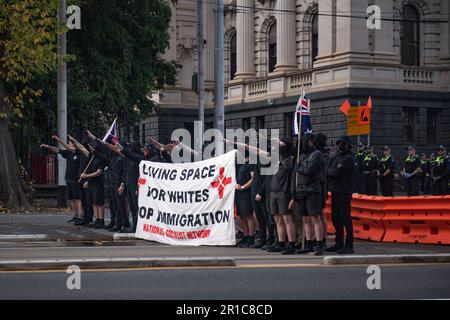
331, 193, 354, 249
110, 183, 129, 228
265, 193, 276, 239
81, 186, 93, 222
380, 176, 394, 196
432, 177, 449, 196
106, 183, 117, 224
406, 176, 420, 196
355, 172, 365, 194
252, 196, 275, 243
364, 174, 378, 196
127, 184, 138, 229
421, 175, 432, 194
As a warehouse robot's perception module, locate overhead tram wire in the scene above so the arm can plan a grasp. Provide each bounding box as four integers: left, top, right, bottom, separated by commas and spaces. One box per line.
203, 0, 450, 23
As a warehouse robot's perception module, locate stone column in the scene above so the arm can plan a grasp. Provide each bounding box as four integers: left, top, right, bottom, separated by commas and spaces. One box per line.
235, 0, 255, 79
204, 0, 215, 86
317, 0, 334, 59
275, 0, 297, 72
373, 0, 395, 55
440, 0, 450, 62
335, 0, 369, 54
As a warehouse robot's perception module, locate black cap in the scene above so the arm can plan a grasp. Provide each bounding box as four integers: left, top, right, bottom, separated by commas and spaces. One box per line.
316, 133, 327, 145
303, 132, 316, 143
367, 145, 374, 150
382, 145, 390, 150
357, 142, 365, 147
437, 145, 446, 151
336, 135, 352, 148
406, 145, 416, 151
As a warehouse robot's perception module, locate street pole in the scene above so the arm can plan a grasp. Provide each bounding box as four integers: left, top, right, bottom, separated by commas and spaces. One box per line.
214, 0, 225, 155
57, 0, 67, 207
196, 0, 205, 161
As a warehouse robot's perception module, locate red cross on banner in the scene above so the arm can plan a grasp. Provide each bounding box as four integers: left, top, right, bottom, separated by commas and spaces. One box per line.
211, 167, 232, 200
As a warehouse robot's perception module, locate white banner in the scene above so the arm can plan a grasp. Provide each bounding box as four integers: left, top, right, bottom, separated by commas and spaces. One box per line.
135, 151, 237, 246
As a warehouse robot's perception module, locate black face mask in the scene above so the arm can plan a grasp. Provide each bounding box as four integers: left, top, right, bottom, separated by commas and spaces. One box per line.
303, 143, 313, 153
279, 145, 290, 156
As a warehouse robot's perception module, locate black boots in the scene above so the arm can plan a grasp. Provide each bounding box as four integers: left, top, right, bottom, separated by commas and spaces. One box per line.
296, 240, 315, 254
267, 242, 285, 252
281, 242, 296, 255
314, 241, 324, 256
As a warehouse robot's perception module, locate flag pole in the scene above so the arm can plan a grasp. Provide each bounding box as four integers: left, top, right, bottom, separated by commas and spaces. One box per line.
296, 84, 305, 250
296, 84, 304, 164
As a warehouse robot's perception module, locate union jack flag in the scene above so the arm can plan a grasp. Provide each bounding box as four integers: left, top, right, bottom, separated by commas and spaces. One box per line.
293, 91, 312, 135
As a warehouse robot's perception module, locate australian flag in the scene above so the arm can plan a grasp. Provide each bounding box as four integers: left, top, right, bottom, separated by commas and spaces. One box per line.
102, 118, 119, 143
293, 91, 312, 136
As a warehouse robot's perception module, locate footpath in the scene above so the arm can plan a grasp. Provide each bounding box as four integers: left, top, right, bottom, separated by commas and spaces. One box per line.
0, 212, 449, 271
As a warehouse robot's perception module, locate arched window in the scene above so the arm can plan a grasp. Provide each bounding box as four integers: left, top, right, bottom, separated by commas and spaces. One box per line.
311, 13, 319, 63
401, 5, 420, 65
268, 23, 277, 73
230, 33, 237, 80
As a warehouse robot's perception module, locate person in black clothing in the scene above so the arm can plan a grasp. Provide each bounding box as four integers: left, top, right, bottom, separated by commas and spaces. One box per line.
122, 139, 142, 232
354, 142, 366, 194
431, 145, 449, 195
267, 138, 297, 255
261, 167, 277, 250
316, 133, 329, 248
79, 143, 106, 229
73, 138, 94, 226
235, 153, 255, 247
40, 136, 83, 223
402, 146, 422, 196
102, 156, 117, 230
92, 136, 129, 232
291, 133, 326, 256
362, 146, 379, 195
378, 145, 396, 196
103, 138, 171, 232
326, 135, 355, 254
249, 161, 275, 248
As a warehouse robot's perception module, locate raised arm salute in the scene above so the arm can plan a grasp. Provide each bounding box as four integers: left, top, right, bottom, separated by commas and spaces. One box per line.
40, 143, 59, 154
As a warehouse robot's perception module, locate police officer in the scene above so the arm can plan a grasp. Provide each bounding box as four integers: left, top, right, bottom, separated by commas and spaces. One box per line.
378, 146, 395, 196
326, 135, 355, 254
362, 146, 379, 195
292, 133, 325, 256
431, 145, 449, 195
419, 153, 431, 195
402, 146, 422, 196
354, 142, 366, 194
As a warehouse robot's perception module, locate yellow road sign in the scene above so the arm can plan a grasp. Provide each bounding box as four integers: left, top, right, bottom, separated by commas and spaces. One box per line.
347, 107, 370, 136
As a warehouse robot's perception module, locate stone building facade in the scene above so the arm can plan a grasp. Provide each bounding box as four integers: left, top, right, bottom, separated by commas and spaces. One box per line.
139, 0, 450, 158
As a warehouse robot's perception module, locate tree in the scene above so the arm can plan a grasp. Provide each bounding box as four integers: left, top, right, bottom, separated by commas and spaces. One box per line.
1, 0, 178, 210
0, 0, 61, 210
66, 0, 178, 137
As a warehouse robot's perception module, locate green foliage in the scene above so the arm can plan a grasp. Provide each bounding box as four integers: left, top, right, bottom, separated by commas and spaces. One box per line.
66, 0, 179, 135
7, 0, 179, 152
0, 0, 62, 123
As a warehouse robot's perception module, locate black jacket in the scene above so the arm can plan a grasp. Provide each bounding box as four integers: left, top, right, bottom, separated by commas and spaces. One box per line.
270, 155, 294, 194
251, 163, 266, 197
327, 150, 355, 194
294, 149, 324, 191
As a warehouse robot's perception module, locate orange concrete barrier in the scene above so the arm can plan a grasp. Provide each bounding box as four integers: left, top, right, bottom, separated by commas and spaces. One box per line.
380, 196, 450, 245
324, 193, 450, 245
350, 195, 386, 242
